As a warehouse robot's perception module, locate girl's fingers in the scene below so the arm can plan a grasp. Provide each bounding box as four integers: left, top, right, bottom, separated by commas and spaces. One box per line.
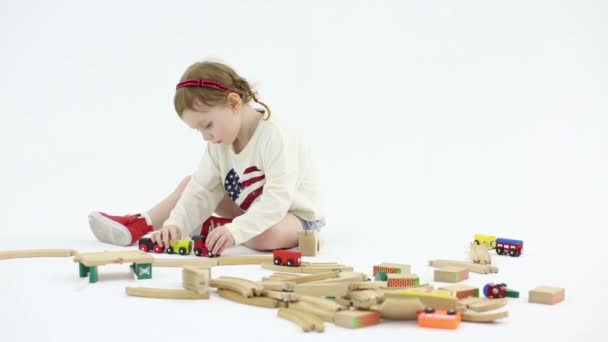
162, 229, 170, 248
212, 235, 226, 256
206, 231, 218, 252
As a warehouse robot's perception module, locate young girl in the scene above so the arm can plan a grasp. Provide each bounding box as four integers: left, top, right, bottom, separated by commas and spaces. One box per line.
88, 61, 325, 256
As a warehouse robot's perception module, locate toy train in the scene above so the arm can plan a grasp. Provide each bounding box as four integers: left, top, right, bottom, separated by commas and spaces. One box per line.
272, 249, 301, 267
483, 282, 519, 298
138, 235, 215, 257
474, 233, 524, 257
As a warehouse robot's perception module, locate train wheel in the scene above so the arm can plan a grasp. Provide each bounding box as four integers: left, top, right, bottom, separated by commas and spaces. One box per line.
287, 259, 294, 267
154, 245, 164, 253
195, 249, 202, 256
509, 249, 516, 257
166, 247, 174, 254
179, 247, 187, 255
139, 244, 149, 252
273, 257, 282, 265
496, 247, 504, 255
424, 307, 435, 314
474, 240, 480, 245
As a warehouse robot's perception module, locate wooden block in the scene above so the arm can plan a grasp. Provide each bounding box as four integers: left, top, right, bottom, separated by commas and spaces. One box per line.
126, 287, 209, 299
529, 286, 565, 305
434, 267, 469, 283
373, 263, 410, 279
438, 284, 479, 299
263, 290, 300, 302
298, 230, 320, 256
294, 283, 350, 297
388, 288, 459, 311
379, 296, 425, 320
387, 274, 420, 288
470, 242, 492, 265
428, 259, 498, 274
182, 267, 210, 294
333, 310, 381, 329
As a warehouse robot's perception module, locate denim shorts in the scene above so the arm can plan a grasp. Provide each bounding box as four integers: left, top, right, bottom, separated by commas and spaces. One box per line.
296, 216, 326, 231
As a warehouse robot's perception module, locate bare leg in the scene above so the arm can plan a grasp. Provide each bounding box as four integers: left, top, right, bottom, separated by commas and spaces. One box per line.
147, 175, 244, 230
242, 213, 303, 251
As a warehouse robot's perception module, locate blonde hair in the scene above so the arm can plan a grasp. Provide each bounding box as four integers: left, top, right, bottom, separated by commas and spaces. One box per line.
174, 61, 271, 119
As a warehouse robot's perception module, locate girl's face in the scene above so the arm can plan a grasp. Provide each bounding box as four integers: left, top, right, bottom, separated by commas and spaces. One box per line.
181, 97, 241, 144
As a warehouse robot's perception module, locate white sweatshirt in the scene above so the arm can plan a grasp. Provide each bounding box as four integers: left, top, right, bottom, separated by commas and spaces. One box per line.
163, 117, 325, 245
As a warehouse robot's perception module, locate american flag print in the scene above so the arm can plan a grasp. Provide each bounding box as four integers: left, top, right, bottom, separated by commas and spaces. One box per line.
224, 166, 266, 211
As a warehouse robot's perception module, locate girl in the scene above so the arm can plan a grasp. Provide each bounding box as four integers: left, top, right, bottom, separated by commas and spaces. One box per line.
88, 61, 325, 256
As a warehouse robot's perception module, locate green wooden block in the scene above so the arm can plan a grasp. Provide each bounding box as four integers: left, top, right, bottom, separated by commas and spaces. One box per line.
79, 263, 89, 277
89, 266, 98, 283
134, 263, 152, 280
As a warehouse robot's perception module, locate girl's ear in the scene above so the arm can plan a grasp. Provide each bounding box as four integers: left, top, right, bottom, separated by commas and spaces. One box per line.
227, 93, 242, 111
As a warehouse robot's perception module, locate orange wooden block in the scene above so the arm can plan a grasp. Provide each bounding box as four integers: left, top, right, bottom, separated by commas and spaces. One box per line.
417, 308, 461, 329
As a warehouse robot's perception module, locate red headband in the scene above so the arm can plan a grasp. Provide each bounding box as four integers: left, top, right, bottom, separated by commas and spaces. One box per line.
176, 79, 261, 103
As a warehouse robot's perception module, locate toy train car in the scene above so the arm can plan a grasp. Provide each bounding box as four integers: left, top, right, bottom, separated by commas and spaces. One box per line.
272, 250, 301, 267
474, 233, 524, 257
495, 238, 523, 257
417, 308, 461, 329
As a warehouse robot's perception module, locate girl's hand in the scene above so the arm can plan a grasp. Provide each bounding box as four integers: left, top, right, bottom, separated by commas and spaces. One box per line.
206, 225, 235, 256
151, 225, 182, 248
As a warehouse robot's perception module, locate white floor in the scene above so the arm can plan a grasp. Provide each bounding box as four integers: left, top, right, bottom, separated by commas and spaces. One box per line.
1, 1, 606, 341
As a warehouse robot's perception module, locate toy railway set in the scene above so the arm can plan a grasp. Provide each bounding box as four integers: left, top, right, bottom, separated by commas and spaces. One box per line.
0, 230, 564, 332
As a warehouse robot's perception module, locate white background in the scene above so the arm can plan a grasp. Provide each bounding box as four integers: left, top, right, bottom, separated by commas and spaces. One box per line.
0, 0, 606, 341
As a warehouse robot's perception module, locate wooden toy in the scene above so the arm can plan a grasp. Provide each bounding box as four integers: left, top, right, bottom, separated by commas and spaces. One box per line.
528, 286, 565, 305
260, 280, 297, 292
125, 287, 209, 299
470, 241, 492, 264
386, 273, 420, 288
138, 238, 164, 253
192, 235, 212, 257
209, 276, 264, 298
182, 266, 210, 294
438, 284, 479, 299
298, 295, 346, 312
298, 230, 320, 256
74, 250, 154, 283
288, 301, 336, 322
428, 259, 498, 274
333, 310, 381, 329
388, 288, 459, 311
218, 289, 282, 308
0, 249, 76, 260
417, 308, 461, 329
262, 263, 353, 274
166, 239, 192, 255
273, 249, 302, 267
306, 271, 368, 284
153, 258, 218, 268
460, 297, 508, 312
378, 296, 425, 320
278, 307, 324, 332
434, 266, 469, 283
216, 255, 272, 265
263, 290, 300, 302
372, 262, 410, 280
461, 310, 508, 322
474, 233, 497, 249
483, 283, 519, 298
293, 282, 350, 297
495, 238, 523, 257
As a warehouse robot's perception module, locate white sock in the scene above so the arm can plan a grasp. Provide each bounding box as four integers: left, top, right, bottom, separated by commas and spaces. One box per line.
141, 212, 153, 226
